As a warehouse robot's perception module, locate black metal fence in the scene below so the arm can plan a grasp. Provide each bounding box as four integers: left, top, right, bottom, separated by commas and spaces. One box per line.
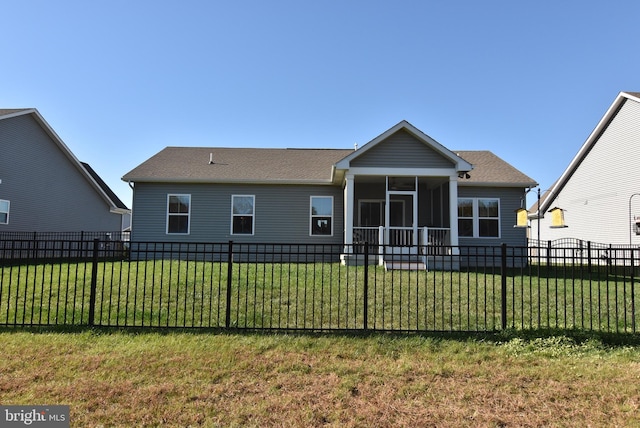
0, 231, 129, 260
0, 238, 638, 333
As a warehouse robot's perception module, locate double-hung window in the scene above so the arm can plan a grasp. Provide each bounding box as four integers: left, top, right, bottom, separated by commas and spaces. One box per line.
167, 194, 190, 234
232, 195, 254, 235
458, 198, 500, 238
0, 200, 9, 224
310, 196, 333, 236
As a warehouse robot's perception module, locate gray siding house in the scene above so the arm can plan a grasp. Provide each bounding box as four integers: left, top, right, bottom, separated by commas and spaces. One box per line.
123, 121, 536, 267
0, 109, 130, 233
531, 92, 640, 245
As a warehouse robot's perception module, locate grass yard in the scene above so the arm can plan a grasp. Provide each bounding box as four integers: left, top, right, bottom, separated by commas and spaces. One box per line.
1, 260, 638, 333
0, 329, 639, 427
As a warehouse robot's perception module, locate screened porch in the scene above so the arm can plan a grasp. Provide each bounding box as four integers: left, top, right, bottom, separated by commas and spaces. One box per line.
349, 175, 453, 255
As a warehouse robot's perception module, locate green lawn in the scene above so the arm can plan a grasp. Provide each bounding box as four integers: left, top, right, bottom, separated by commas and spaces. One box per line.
1, 260, 638, 333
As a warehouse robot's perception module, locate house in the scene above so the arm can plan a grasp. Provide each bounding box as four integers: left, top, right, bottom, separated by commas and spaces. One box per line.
0, 109, 130, 233
123, 121, 536, 267
530, 92, 640, 246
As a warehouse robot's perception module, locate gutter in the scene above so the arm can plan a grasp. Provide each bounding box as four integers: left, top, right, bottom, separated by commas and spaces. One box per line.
459, 182, 538, 188
121, 177, 339, 186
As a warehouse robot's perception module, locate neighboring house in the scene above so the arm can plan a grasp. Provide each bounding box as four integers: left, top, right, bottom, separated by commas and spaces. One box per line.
0, 108, 130, 233
530, 92, 640, 246
123, 120, 536, 267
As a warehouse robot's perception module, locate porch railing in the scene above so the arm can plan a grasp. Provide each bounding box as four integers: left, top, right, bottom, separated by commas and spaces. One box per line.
352, 226, 451, 255
421, 227, 451, 256
353, 227, 380, 246
389, 227, 414, 246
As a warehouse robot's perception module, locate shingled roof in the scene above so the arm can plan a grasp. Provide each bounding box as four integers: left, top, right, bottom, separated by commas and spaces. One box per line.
455, 151, 536, 186
123, 147, 354, 184
123, 146, 535, 187
0, 109, 31, 118
81, 162, 129, 210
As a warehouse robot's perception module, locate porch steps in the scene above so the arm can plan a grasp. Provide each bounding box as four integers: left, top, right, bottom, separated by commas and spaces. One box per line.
383, 256, 427, 271
341, 254, 460, 271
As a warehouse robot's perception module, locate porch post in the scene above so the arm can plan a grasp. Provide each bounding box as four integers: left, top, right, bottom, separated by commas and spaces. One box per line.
449, 177, 460, 252
344, 173, 355, 249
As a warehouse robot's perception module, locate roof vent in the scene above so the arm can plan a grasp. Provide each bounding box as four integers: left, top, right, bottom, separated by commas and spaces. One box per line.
208, 152, 214, 165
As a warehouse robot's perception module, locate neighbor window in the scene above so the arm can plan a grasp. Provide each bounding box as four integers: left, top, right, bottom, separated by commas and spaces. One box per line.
167, 194, 190, 234
311, 196, 333, 236
458, 198, 500, 238
232, 195, 254, 235
0, 200, 9, 225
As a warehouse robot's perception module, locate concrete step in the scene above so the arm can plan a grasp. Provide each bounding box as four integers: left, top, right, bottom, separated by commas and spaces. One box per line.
384, 261, 426, 271
383, 256, 427, 271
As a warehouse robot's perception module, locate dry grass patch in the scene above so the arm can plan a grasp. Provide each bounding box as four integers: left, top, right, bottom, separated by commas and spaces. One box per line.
0, 330, 639, 427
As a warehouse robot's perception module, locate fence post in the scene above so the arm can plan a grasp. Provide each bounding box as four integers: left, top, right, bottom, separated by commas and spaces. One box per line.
31, 231, 37, 261
501, 243, 508, 330
225, 241, 233, 329
631, 248, 636, 333
88, 238, 99, 326
363, 242, 369, 330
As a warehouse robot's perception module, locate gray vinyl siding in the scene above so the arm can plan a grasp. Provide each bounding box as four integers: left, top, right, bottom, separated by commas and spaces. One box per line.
458, 186, 527, 247
0, 114, 122, 232
351, 129, 454, 168
131, 182, 344, 244
536, 98, 640, 245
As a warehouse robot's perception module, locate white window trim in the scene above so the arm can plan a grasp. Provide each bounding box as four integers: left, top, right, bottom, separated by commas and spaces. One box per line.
458, 197, 501, 239
166, 194, 191, 235
0, 199, 9, 225
310, 196, 334, 237
231, 195, 255, 236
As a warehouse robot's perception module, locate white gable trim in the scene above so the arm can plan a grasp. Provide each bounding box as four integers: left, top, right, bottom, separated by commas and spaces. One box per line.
537, 92, 638, 216
345, 167, 457, 177
335, 120, 473, 172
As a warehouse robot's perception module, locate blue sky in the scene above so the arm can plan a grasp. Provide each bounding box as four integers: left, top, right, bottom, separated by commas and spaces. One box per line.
2, 1, 639, 208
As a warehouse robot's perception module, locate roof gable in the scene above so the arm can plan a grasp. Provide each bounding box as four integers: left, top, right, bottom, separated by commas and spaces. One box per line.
0, 108, 129, 212
335, 120, 473, 171
349, 128, 455, 168
534, 91, 640, 215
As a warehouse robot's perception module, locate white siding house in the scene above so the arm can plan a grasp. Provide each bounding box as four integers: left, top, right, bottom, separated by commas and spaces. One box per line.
530, 92, 640, 245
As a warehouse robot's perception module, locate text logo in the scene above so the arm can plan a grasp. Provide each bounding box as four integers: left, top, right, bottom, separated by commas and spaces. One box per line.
1, 406, 69, 427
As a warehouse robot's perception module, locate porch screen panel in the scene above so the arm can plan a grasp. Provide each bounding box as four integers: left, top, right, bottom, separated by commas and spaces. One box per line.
359, 201, 383, 227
